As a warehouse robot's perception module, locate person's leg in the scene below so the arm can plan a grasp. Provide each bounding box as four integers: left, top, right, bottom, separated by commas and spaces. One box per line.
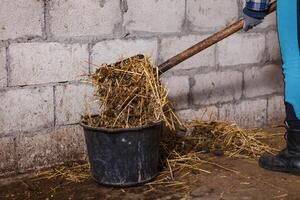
277, 0, 300, 128
259, 0, 300, 174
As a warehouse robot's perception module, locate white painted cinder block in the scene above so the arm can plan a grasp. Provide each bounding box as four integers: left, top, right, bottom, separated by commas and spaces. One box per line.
55, 83, 97, 125
16, 125, 86, 173
244, 64, 284, 98
192, 71, 243, 106
0, 87, 54, 135
267, 95, 285, 125
0, 48, 6, 87
187, 0, 238, 32
257, 10, 277, 29
161, 76, 190, 110
9, 43, 89, 86
49, 0, 122, 37
266, 31, 281, 61
160, 35, 216, 70
91, 39, 158, 67
52, 125, 87, 162
123, 0, 185, 33
0, 0, 43, 40
217, 33, 265, 66
219, 99, 267, 128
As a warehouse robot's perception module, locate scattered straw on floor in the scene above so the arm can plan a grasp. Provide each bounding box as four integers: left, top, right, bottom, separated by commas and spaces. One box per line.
81, 54, 183, 130
186, 120, 278, 158
32, 121, 277, 193
146, 121, 278, 192
33, 163, 90, 184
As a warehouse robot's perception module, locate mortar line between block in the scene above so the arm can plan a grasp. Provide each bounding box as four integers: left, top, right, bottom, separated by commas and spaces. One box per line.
266, 96, 270, 125
214, 42, 218, 70
120, 0, 127, 24
53, 86, 57, 127
182, 0, 188, 33
188, 75, 196, 108
43, 0, 49, 39
264, 32, 270, 62
155, 37, 161, 66
88, 44, 92, 74
5, 46, 10, 87
13, 136, 19, 174
241, 69, 246, 99
237, 0, 243, 18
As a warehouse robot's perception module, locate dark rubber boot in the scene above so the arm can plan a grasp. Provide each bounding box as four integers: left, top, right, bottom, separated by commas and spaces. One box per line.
259, 126, 300, 175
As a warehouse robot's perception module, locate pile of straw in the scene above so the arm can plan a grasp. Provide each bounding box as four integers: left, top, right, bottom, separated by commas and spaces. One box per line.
186, 121, 277, 158
81, 54, 182, 130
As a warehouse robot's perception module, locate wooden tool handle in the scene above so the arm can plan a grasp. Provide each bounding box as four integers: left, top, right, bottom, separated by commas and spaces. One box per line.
158, 1, 277, 75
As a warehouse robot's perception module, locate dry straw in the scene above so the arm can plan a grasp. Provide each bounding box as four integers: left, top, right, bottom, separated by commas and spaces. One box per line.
185, 120, 278, 158
147, 121, 277, 191
81, 54, 183, 130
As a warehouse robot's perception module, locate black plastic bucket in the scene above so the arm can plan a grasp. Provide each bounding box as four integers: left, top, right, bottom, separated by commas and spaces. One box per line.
80, 121, 162, 187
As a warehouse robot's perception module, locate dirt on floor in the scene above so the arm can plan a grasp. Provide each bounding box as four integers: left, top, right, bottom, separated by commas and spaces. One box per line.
1, 127, 300, 200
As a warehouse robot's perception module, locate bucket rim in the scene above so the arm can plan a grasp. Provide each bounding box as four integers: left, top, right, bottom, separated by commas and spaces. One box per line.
79, 119, 163, 133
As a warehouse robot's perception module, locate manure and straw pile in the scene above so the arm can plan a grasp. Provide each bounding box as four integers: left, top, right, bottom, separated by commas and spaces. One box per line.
81, 54, 182, 130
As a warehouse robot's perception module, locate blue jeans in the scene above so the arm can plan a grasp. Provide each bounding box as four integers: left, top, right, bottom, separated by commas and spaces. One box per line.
277, 0, 300, 128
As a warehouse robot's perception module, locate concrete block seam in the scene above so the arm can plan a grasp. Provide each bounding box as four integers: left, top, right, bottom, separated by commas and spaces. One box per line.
13, 137, 18, 175
42, 0, 51, 40
87, 43, 93, 74
53, 86, 56, 127
241, 69, 246, 99
266, 95, 270, 125
188, 75, 194, 108
5, 46, 9, 87
120, 0, 128, 38
181, 0, 190, 34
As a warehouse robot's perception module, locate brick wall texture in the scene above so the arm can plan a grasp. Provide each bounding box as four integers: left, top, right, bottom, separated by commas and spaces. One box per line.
0, 0, 284, 176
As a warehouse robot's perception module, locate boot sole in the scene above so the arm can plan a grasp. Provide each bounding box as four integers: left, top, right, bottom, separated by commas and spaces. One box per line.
259, 162, 300, 176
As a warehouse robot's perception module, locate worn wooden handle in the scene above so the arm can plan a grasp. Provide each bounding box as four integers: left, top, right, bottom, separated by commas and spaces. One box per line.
158, 1, 277, 75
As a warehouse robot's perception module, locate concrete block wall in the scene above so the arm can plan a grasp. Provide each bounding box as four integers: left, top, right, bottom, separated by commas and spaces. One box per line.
0, 0, 284, 176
